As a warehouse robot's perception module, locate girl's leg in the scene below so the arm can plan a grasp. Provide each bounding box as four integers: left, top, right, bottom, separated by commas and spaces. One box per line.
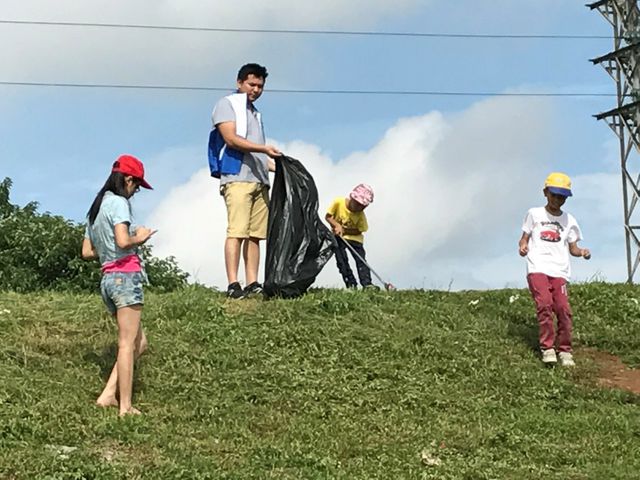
96, 315, 120, 407
96, 324, 147, 407
116, 305, 142, 415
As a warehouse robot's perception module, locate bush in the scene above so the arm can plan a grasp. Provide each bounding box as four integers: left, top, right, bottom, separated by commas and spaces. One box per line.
0, 177, 188, 292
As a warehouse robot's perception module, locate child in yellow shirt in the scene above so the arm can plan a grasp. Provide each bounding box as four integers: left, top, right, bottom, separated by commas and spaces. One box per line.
325, 184, 374, 288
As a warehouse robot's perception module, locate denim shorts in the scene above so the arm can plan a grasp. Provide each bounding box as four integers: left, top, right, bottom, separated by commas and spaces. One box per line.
100, 272, 145, 315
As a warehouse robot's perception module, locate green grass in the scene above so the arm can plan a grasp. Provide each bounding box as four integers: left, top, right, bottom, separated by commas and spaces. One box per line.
1, 283, 640, 479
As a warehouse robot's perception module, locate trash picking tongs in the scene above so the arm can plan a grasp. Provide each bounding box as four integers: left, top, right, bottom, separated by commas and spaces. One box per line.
337, 235, 396, 291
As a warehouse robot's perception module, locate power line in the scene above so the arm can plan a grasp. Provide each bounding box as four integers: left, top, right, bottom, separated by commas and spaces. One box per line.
0, 81, 616, 97
0, 19, 612, 40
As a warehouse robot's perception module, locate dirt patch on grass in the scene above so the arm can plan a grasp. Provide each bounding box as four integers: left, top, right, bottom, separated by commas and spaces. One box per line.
581, 348, 640, 395
223, 298, 262, 316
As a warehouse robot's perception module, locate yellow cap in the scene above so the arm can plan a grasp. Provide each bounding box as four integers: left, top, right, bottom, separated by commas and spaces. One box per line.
544, 172, 572, 197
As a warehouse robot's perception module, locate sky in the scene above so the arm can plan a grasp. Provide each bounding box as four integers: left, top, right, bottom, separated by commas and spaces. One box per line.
0, 0, 630, 290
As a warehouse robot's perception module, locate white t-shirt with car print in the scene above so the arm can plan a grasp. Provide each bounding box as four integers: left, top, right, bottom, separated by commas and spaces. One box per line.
522, 206, 582, 280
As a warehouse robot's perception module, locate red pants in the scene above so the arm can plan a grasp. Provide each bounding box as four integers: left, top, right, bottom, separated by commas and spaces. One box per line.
527, 273, 573, 353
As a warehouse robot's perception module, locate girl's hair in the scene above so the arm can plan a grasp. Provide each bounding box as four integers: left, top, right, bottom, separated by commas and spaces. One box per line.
87, 172, 129, 225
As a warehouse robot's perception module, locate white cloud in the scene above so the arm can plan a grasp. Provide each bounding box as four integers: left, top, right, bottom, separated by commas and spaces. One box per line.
140, 94, 632, 291
1, 0, 424, 84
145, 167, 226, 286
569, 171, 627, 283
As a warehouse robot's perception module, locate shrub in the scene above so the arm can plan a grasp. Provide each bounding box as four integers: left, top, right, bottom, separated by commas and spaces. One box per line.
0, 177, 188, 292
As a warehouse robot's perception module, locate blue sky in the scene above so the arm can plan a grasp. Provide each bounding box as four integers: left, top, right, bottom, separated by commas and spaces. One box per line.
0, 1, 626, 289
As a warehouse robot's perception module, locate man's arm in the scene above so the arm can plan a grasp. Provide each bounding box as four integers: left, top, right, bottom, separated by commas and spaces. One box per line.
217, 122, 281, 158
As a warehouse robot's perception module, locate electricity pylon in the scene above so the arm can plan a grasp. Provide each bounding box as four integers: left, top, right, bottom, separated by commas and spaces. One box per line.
590, 0, 640, 282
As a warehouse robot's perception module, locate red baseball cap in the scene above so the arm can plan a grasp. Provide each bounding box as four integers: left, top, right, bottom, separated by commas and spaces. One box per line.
111, 154, 152, 189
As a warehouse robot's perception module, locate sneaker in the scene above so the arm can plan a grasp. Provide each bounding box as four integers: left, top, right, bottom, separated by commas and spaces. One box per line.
541, 348, 557, 365
244, 282, 263, 296
226, 282, 245, 299
363, 284, 381, 291
558, 351, 576, 367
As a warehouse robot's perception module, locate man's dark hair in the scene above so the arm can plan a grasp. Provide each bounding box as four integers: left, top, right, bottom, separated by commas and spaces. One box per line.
237, 63, 269, 82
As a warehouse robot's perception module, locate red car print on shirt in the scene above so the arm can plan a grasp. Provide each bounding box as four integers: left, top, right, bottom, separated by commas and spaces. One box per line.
540, 230, 561, 242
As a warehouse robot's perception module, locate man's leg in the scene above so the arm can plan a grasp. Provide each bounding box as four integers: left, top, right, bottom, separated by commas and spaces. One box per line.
246, 185, 269, 288
243, 237, 261, 285
348, 240, 373, 287
223, 183, 252, 286
225, 238, 243, 284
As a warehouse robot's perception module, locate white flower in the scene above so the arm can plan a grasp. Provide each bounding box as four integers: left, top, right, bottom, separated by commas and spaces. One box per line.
46, 444, 77, 460
509, 295, 520, 304
420, 449, 442, 467
468, 300, 480, 306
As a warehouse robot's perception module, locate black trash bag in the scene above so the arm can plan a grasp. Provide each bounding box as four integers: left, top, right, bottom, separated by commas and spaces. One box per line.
264, 155, 335, 298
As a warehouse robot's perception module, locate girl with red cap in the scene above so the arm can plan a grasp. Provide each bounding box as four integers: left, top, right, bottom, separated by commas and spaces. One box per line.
82, 154, 155, 416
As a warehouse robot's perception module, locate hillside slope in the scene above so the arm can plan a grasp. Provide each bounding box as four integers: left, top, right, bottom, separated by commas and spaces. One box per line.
1, 284, 640, 479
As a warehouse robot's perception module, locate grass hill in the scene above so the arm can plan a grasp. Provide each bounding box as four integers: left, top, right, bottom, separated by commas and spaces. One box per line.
1, 283, 640, 479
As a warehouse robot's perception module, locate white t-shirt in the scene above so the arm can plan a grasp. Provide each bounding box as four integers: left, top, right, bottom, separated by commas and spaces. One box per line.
522, 206, 582, 280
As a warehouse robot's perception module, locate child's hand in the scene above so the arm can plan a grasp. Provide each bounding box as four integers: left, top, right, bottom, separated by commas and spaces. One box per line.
135, 226, 156, 243
581, 248, 591, 260
333, 224, 344, 237
518, 242, 529, 257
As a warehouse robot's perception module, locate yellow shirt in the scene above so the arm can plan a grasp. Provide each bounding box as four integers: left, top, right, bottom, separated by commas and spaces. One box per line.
326, 197, 368, 244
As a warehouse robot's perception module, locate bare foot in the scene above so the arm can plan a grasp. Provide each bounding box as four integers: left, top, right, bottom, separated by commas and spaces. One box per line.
119, 407, 142, 417
96, 396, 118, 408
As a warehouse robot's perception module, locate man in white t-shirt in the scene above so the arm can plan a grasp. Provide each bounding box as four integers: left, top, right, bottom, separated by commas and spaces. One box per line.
518, 172, 591, 367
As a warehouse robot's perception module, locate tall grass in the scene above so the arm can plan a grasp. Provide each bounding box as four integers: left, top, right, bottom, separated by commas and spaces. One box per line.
1, 283, 639, 479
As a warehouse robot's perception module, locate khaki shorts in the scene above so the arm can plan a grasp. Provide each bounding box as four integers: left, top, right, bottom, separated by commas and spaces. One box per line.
221, 182, 269, 239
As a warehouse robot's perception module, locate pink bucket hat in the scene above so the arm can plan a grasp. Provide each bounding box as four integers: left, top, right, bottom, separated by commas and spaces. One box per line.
349, 183, 374, 206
